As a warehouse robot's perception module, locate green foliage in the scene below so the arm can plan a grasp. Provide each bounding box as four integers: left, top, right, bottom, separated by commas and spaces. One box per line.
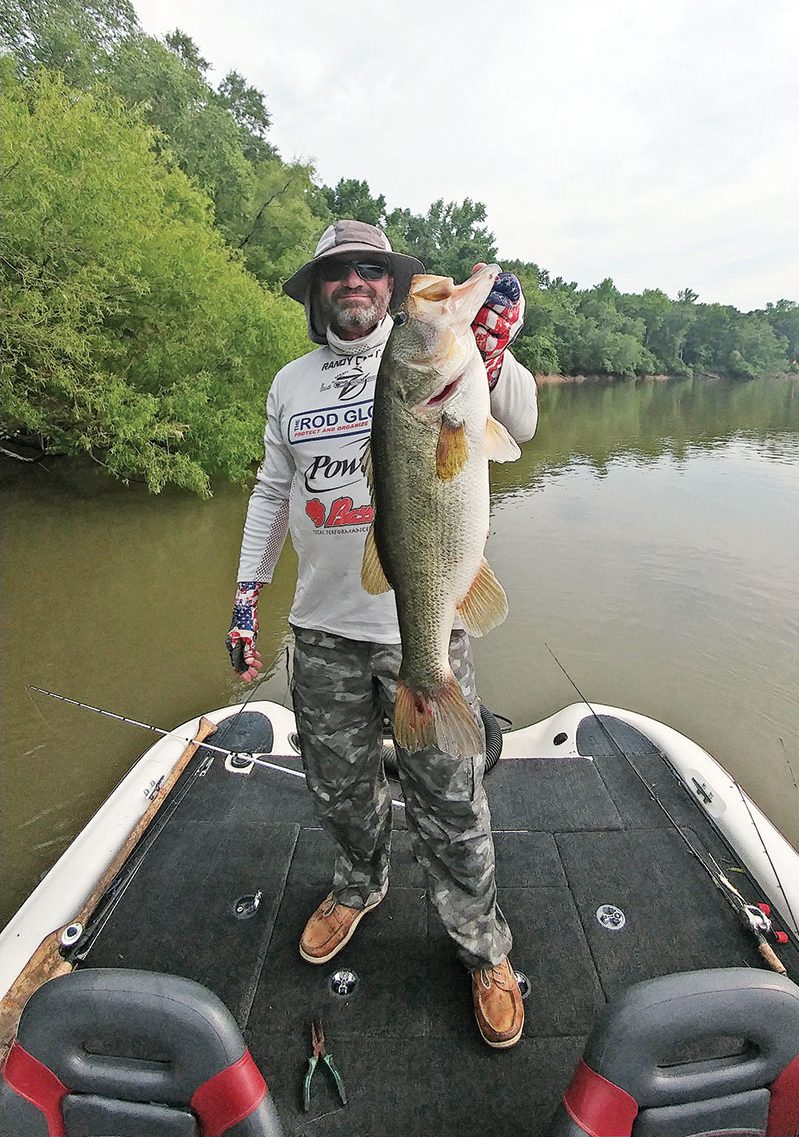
0, 0, 136, 82
236, 157, 331, 287
100, 33, 257, 242
763, 300, 799, 365
323, 178, 386, 227
387, 198, 498, 280
2, 0, 797, 498
1, 64, 307, 494
322, 179, 497, 280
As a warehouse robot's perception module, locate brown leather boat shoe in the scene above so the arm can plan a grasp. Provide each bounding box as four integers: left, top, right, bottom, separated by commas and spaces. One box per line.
471, 957, 525, 1048
299, 890, 386, 964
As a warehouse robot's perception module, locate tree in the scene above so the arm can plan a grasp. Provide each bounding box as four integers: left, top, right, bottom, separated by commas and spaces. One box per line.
0, 0, 137, 82
388, 197, 498, 280
102, 32, 257, 241
322, 178, 386, 228
620, 289, 695, 375
1, 63, 307, 494
237, 157, 331, 287
217, 69, 276, 163
764, 300, 799, 365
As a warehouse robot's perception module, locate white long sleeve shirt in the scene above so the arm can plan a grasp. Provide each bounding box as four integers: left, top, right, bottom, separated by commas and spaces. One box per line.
237, 315, 538, 642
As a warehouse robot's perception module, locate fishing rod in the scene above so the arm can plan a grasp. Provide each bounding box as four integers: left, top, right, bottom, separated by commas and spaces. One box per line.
543, 645, 789, 974
28, 686, 406, 810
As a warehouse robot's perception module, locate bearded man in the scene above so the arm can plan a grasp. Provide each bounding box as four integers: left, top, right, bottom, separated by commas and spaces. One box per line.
227, 220, 538, 1048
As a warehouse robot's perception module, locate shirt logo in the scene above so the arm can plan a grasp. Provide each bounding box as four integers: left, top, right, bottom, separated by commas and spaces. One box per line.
288, 401, 372, 445
305, 496, 375, 529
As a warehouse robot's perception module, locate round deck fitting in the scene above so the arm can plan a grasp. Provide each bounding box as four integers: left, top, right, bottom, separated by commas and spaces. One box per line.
596, 903, 626, 931
328, 969, 359, 998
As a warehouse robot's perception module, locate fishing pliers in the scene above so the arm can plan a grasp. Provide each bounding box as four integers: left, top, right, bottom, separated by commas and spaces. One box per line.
303, 1019, 347, 1111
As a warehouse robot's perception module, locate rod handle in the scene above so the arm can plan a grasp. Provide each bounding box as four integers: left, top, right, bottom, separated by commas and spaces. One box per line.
758, 941, 787, 975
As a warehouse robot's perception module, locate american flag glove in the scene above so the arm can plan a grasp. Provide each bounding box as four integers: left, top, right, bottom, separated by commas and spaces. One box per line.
226, 581, 263, 674
471, 272, 526, 390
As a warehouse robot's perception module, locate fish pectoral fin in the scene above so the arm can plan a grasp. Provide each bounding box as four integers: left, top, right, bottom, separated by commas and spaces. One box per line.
485, 416, 521, 463
360, 524, 392, 595
457, 558, 509, 637
394, 676, 483, 758
436, 418, 468, 480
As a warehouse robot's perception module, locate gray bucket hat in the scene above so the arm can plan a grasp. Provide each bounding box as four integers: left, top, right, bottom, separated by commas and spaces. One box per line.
283, 220, 425, 344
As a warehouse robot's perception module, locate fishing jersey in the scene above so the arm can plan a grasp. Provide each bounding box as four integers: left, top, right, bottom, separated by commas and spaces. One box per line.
237, 315, 539, 643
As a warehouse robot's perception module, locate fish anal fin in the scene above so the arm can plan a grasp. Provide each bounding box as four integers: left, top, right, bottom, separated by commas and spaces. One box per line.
360, 525, 391, 595
436, 418, 468, 480
360, 439, 374, 497
485, 416, 521, 463
456, 558, 508, 637
394, 675, 483, 758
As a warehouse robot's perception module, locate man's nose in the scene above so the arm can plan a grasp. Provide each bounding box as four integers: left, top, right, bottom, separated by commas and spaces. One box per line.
340, 266, 364, 287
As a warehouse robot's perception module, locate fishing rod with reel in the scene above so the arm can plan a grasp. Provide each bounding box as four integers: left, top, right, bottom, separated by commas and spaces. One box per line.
28, 685, 406, 810
544, 645, 792, 975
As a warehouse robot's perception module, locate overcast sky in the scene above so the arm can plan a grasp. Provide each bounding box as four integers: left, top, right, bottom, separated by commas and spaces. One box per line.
131, 0, 798, 311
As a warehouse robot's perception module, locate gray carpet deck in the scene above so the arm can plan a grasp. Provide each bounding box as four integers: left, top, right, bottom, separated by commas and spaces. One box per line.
83, 710, 799, 1137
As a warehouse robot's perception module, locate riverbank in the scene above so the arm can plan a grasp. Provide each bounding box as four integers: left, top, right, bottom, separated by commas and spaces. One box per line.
534, 369, 796, 384
535, 372, 674, 384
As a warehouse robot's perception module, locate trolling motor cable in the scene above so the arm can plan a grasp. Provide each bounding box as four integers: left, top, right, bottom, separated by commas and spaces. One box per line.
544, 645, 791, 973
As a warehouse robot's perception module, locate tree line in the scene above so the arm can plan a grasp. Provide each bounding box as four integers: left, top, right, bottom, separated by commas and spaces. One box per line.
1, 0, 797, 494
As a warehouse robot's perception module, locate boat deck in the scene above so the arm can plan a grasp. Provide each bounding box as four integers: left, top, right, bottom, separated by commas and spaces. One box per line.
80, 710, 799, 1137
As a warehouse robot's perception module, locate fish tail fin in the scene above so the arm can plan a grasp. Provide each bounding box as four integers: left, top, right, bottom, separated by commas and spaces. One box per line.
394, 674, 484, 758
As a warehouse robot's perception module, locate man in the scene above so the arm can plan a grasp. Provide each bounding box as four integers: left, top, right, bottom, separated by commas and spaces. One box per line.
227, 220, 538, 1048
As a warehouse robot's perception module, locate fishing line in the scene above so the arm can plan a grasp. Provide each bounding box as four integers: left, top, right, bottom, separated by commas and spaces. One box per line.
544, 644, 794, 958
733, 777, 798, 936
28, 686, 405, 810
779, 736, 799, 796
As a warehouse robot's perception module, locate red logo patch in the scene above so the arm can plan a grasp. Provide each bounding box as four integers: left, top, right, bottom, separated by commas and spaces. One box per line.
305, 496, 374, 529
305, 499, 326, 528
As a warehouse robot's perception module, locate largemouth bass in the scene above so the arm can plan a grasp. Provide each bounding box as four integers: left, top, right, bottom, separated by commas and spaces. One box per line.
361, 265, 521, 757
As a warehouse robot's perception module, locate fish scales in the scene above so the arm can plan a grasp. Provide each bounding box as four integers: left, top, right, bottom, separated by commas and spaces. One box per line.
361, 266, 521, 757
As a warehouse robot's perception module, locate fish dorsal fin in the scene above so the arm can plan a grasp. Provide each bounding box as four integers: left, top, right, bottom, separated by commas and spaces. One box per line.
456, 557, 508, 637
361, 524, 392, 595
360, 439, 374, 498
436, 418, 468, 480
485, 416, 521, 463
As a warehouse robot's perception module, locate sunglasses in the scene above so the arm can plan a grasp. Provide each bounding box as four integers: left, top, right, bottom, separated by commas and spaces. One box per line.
317, 259, 390, 282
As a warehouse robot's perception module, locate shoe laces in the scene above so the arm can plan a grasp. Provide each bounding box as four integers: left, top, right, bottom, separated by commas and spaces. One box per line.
478, 961, 510, 990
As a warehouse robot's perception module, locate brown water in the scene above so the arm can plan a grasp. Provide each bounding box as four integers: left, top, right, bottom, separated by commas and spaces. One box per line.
3, 375, 799, 928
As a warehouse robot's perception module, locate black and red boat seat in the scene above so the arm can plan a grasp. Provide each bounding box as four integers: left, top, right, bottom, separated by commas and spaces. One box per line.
547, 967, 799, 1137
0, 968, 285, 1137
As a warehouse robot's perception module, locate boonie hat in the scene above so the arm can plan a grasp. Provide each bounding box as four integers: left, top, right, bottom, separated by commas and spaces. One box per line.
283, 220, 425, 344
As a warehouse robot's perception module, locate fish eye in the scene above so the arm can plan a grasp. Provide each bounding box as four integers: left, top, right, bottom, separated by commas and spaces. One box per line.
393, 312, 409, 327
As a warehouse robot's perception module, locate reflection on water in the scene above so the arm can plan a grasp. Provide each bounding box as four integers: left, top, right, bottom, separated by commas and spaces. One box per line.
2, 375, 799, 927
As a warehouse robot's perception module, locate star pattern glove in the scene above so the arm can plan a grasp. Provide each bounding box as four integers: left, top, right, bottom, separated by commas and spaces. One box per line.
226, 581, 263, 674
472, 272, 526, 389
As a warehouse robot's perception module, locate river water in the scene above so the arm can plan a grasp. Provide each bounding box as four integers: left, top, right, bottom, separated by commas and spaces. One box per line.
3, 375, 799, 928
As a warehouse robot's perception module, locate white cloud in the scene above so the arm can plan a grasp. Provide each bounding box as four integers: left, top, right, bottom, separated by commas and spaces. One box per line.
132, 0, 799, 309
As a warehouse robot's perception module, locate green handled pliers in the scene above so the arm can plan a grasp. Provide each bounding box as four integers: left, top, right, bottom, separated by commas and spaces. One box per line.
303, 1019, 347, 1111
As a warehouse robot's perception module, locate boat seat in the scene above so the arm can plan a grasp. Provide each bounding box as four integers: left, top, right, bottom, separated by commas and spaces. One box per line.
0, 967, 285, 1137
547, 967, 799, 1137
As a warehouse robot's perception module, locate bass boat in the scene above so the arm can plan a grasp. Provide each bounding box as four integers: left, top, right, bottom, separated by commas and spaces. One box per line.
1, 695, 798, 1137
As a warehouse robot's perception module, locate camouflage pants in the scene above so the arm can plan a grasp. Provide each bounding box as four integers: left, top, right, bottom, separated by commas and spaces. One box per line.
290, 625, 512, 970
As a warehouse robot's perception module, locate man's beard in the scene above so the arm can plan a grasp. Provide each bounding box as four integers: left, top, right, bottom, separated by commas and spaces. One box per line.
323, 292, 390, 337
